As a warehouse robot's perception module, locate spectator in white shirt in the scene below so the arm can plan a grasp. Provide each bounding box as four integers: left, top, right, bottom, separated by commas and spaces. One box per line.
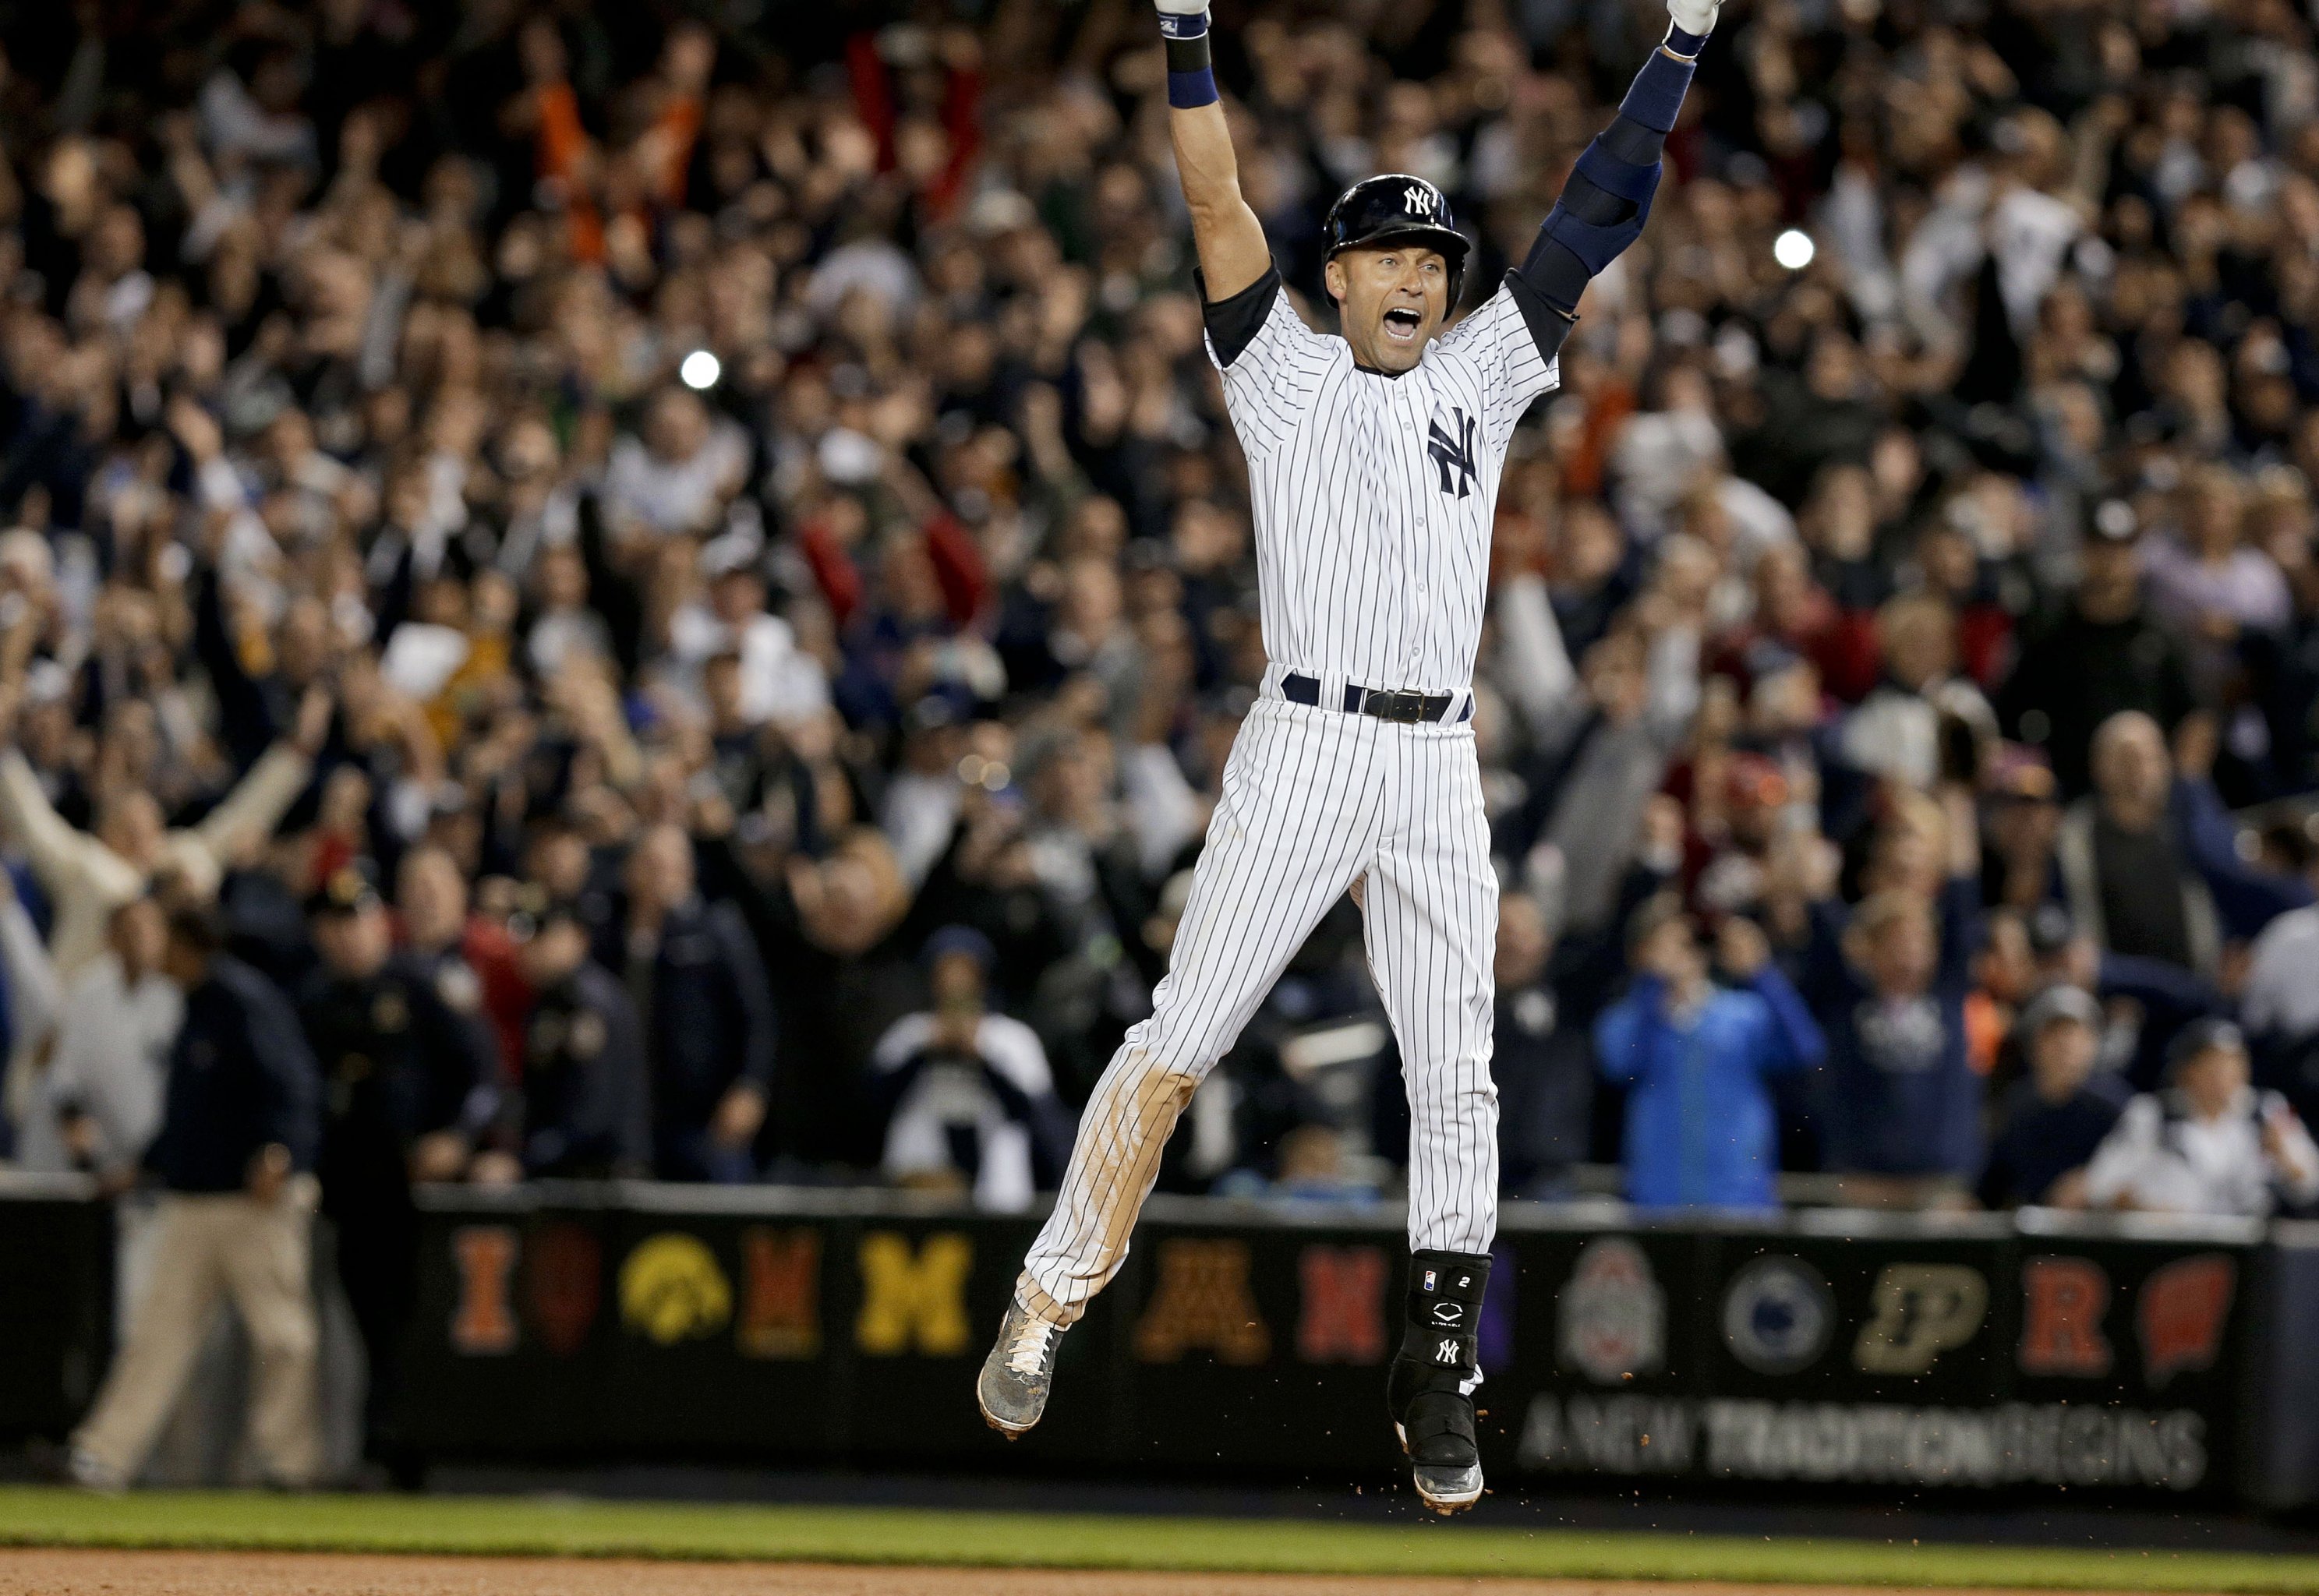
11, 895, 182, 1184
665, 559, 829, 729
0, 867, 62, 1149
2084, 1019, 2319, 1217
2241, 848, 2319, 1046
868, 927, 1072, 1211
603, 387, 750, 539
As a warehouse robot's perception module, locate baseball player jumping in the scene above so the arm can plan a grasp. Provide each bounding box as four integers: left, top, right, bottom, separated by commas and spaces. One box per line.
977, 0, 1719, 1512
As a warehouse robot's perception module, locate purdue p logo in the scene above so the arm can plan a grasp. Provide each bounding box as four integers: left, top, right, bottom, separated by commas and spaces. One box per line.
1852, 1264, 1988, 1375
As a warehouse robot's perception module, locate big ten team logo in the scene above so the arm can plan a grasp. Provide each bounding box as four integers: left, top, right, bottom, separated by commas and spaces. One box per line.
1296, 1245, 1386, 1364
1721, 1255, 1834, 1375
1133, 1238, 1271, 1365
2018, 1256, 2113, 1377
855, 1231, 973, 1357
1557, 1238, 1666, 1385
2138, 1252, 2236, 1388
526, 1221, 603, 1358
1852, 1264, 1988, 1375
618, 1232, 733, 1347
737, 1227, 822, 1360
450, 1225, 521, 1354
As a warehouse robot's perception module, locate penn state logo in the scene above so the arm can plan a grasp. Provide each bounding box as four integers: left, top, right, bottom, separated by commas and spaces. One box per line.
1721, 1255, 1834, 1375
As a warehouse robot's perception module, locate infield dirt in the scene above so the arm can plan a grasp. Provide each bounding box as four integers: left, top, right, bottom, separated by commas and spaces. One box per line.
0, 1550, 2206, 1596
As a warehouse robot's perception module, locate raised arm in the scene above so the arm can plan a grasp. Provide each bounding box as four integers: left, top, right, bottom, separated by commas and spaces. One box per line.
1510, 0, 1721, 359
1158, 0, 1269, 301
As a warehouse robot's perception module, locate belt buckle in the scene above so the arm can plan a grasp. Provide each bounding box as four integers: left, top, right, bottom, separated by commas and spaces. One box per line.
1371, 689, 1425, 724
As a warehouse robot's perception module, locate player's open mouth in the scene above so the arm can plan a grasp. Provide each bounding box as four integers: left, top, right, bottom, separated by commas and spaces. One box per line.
1384, 307, 1423, 339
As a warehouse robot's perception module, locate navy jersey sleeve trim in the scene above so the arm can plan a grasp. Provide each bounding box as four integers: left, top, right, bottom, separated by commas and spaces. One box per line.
1197, 265, 1282, 369
1502, 268, 1577, 368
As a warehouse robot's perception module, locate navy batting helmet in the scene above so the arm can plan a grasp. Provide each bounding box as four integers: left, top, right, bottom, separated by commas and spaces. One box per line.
1323, 173, 1470, 305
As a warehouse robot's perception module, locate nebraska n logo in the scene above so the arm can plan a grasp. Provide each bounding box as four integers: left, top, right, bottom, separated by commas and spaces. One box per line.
1428, 408, 1476, 499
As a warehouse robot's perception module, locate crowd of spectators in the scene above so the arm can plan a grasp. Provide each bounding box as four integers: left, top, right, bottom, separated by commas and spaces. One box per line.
9, 0, 2319, 1329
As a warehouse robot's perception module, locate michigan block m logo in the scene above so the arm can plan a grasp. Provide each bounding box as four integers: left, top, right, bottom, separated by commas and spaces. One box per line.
1428, 408, 1476, 499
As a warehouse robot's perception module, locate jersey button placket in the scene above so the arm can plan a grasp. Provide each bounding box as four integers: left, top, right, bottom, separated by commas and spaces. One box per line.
1407, 386, 1429, 680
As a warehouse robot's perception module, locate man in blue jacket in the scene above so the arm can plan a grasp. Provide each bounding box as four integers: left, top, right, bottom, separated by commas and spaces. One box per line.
1805, 860, 1988, 1192
1595, 899, 1826, 1210
69, 902, 323, 1489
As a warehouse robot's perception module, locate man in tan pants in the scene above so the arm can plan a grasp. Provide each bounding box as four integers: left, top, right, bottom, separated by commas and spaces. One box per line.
68, 904, 323, 1490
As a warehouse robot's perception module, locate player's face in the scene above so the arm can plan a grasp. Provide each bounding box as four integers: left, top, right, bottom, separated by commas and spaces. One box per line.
1329, 243, 1450, 373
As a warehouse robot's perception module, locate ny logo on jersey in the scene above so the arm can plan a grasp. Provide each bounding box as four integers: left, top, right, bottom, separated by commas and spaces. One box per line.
1435, 1336, 1461, 1364
1426, 408, 1476, 500
1404, 183, 1437, 217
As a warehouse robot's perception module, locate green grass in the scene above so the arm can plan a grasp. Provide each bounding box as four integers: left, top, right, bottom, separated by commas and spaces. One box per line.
0, 1486, 2314, 1591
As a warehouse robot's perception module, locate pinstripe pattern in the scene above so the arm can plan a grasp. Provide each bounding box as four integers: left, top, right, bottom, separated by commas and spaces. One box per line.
1016, 277, 1552, 1326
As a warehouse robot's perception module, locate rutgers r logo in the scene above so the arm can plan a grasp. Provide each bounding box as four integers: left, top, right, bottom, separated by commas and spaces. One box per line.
2018, 1256, 2112, 1377
1428, 408, 1476, 499
1405, 183, 1436, 217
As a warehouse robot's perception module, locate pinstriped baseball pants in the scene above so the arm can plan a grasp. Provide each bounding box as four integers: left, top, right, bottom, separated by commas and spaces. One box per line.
1019, 690, 1499, 1325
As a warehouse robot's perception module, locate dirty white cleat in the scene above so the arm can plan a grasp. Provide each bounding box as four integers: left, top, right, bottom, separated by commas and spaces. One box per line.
1412, 1452, 1484, 1514
977, 1296, 1066, 1437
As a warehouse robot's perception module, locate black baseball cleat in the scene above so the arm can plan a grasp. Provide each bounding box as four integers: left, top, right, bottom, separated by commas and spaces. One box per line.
977, 1295, 1066, 1437
1390, 1358, 1484, 1513
1389, 1248, 1493, 1514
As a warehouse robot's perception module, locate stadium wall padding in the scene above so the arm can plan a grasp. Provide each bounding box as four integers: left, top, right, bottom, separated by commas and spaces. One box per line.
5, 1181, 2316, 1507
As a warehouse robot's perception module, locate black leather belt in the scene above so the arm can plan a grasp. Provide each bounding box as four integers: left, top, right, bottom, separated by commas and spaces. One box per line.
1281, 673, 1465, 724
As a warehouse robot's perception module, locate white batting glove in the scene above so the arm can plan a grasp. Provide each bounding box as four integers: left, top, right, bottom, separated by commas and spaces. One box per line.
1667, 0, 1720, 38
1156, 0, 1210, 39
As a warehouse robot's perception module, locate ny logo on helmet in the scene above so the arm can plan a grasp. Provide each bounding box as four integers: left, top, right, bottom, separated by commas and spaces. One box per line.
1405, 184, 1436, 217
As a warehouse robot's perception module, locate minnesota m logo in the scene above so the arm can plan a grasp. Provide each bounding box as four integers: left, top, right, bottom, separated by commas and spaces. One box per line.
1427, 408, 1476, 499
856, 1231, 974, 1356
1133, 1238, 1271, 1365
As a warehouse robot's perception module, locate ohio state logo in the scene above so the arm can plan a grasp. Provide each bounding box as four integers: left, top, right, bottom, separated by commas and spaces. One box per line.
1557, 1238, 1665, 1385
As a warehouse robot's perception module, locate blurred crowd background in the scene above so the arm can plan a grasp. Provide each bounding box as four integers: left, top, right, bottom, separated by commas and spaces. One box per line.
9, 0, 2319, 1272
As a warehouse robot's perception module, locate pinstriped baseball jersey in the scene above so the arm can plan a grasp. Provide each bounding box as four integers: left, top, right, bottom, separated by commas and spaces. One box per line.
1212, 278, 1560, 696
1011, 282, 1560, 1332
